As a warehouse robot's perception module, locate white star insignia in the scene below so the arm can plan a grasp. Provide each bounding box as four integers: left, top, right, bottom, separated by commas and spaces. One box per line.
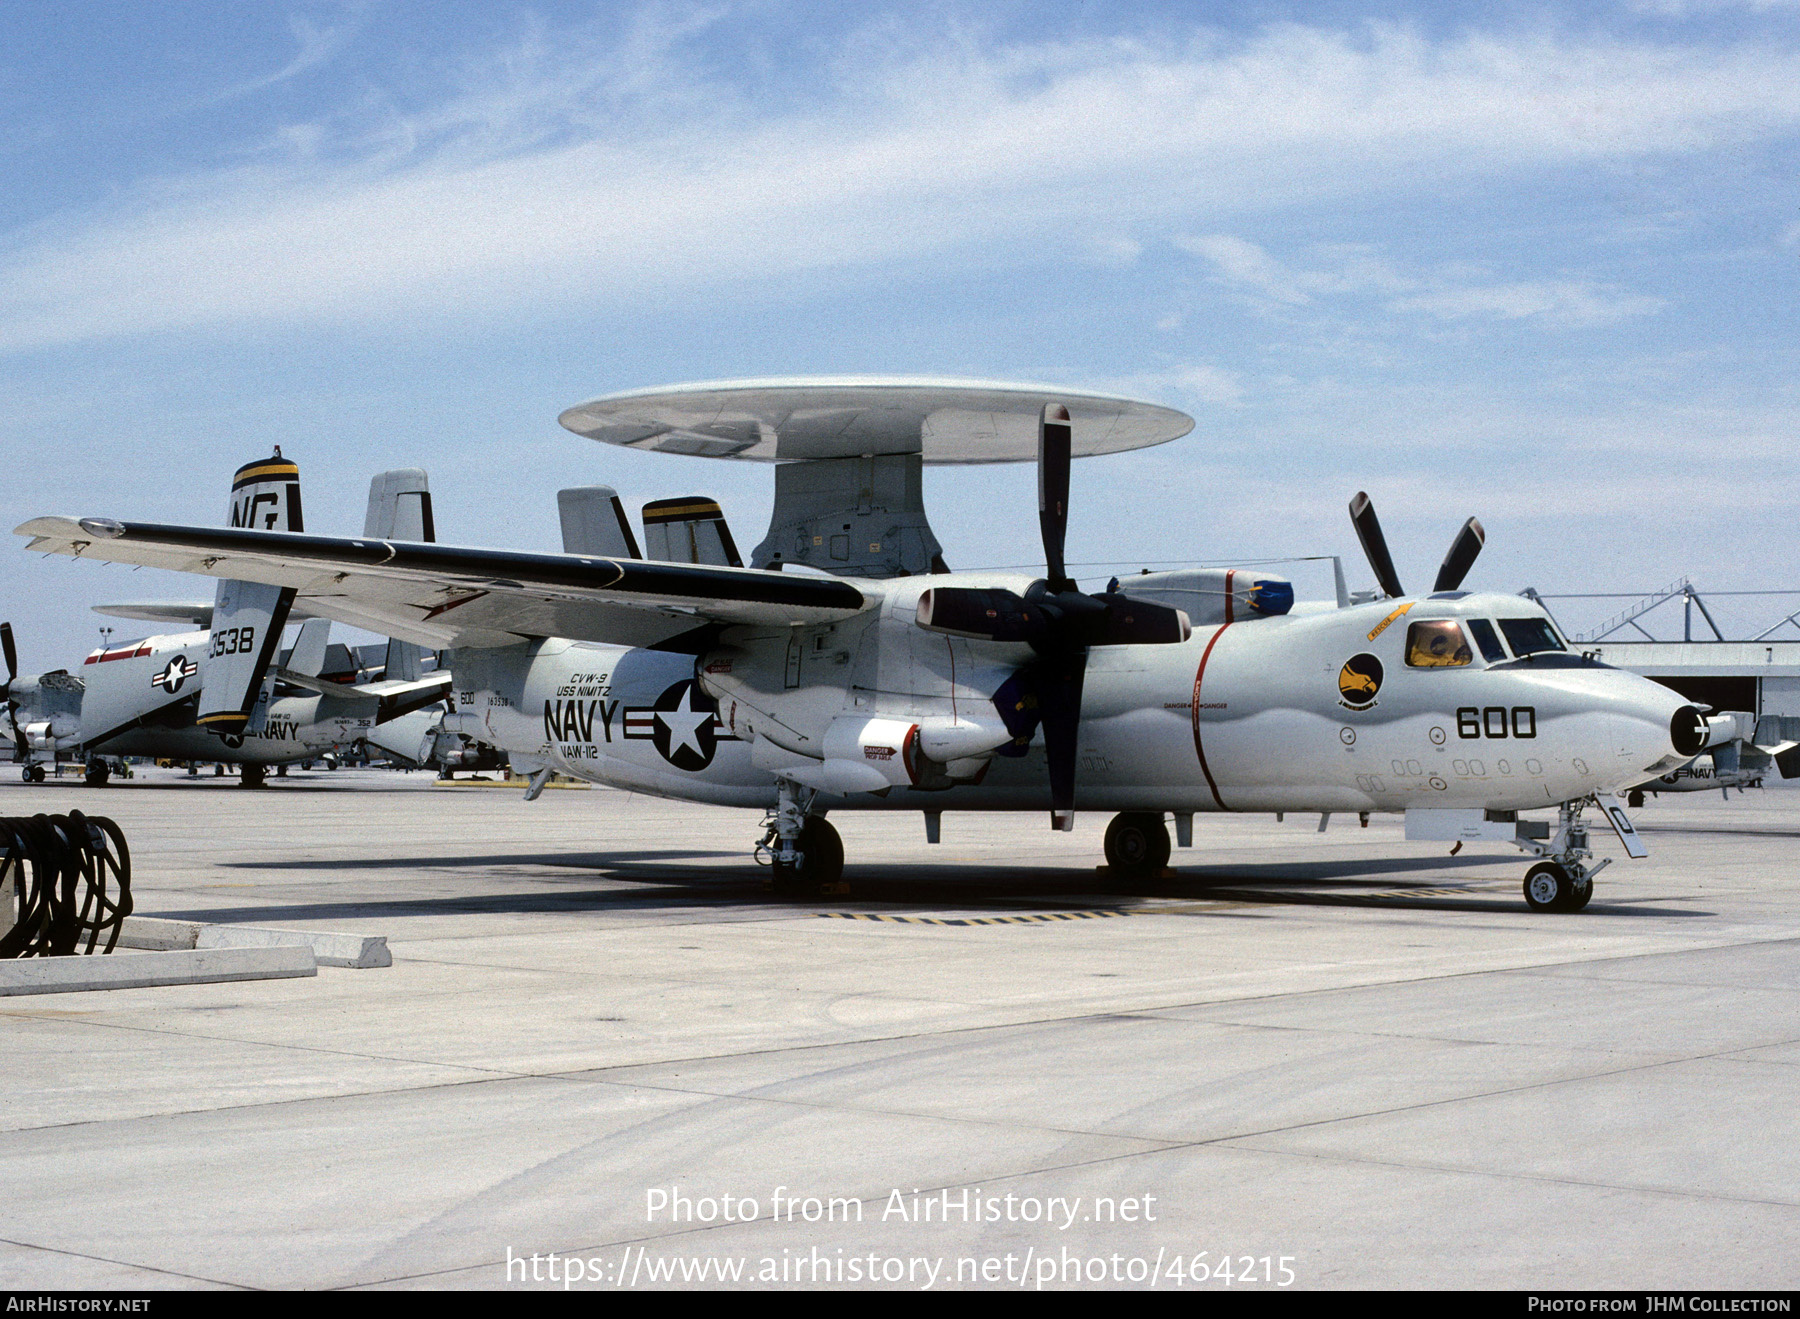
655, 687, 713, 758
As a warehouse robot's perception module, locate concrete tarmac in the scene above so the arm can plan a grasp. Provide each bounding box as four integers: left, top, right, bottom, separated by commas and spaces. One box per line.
1, 767, 1796, 1291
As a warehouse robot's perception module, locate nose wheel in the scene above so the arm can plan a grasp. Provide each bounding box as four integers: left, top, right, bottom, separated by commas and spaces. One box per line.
1523, 861, 1593, 913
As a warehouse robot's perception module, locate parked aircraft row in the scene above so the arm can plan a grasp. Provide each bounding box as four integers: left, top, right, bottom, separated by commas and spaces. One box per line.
4, 463, 454, 784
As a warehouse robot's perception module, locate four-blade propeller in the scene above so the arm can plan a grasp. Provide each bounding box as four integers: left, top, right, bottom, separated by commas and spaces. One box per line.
916, 405, 1191, 830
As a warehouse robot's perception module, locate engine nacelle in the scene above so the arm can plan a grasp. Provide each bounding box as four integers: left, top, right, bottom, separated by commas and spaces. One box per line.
1118, 568, 1292, 625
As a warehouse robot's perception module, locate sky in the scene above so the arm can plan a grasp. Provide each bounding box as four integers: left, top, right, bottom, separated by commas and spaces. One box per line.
4, 0, 1800, 669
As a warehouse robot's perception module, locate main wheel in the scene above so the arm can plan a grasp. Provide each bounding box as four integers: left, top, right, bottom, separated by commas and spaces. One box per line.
1104, 812, 1172, 880
1566, 874, 1593, 911
25, 764, 45, 784
83, 760, 110, 787
239, 763, 266, 789
770, 817, 844, 899
1524, 861, 1577, 912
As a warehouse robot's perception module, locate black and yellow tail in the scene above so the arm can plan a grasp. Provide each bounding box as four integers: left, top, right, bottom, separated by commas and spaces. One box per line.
197, 452, 302, 737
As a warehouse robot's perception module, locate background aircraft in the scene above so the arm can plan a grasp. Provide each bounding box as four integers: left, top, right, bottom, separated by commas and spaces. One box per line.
16, 379, 1705, 911
5, 464, 451, 784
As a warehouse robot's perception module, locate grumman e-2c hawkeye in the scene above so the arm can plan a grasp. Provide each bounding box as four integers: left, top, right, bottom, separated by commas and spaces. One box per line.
16, 379, 1707, 912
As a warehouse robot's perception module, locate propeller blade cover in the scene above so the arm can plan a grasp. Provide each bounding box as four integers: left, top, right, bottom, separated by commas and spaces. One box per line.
1349, 491, 1405, 599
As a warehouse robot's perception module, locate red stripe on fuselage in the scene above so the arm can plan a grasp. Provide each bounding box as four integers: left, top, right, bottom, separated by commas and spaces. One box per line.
1190, 569, 1234, 810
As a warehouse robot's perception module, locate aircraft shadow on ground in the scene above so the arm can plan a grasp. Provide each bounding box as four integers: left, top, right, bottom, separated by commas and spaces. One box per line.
228, 850, 741, 871
149, 850, 1711, 922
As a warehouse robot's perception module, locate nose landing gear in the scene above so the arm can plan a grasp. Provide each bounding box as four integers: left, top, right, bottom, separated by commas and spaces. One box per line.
1519, 799, 1605, 913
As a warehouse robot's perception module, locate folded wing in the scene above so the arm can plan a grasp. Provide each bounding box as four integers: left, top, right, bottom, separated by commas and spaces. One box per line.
18, 518, 869, 651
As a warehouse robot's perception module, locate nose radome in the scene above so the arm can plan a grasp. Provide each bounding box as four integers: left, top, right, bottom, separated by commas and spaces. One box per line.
1670, 705, 1708, 758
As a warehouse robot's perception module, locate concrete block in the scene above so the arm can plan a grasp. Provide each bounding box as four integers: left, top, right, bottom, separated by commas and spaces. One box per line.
115, 917, 201, 951
119, 917, 391, 968
194, 925, 391, 969
0, 947, 316, 996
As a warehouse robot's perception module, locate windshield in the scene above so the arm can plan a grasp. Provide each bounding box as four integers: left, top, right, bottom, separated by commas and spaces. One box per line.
1498, 618, 1565, 657
1467, 618, 1507, 663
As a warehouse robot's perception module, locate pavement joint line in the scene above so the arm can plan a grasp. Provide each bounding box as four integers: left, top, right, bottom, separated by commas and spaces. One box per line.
0, 1234, 244, 1290
6, 905, 1790, 1138
1154, 1033, 1800, 1170
532, 1028, 1778, 1158
1210, 1138, 1800, 1212
461, 930, 1800, 1087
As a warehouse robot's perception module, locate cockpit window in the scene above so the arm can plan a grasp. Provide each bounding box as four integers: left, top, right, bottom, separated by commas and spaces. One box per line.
1498, 618, 1565, 657
1467, 618, 1507, 663
1405, 619, 1473, 668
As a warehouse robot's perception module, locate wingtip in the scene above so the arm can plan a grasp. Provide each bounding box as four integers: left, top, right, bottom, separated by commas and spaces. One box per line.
14, 515, 84, 538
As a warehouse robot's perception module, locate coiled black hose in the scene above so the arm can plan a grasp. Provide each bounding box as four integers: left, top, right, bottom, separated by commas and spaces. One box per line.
0, 812, 132, 958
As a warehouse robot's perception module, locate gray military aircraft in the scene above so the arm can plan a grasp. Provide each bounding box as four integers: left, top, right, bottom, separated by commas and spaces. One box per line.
15, 379, 1706, 911
6, 461, 451, 784
1624, 709, 1800, 804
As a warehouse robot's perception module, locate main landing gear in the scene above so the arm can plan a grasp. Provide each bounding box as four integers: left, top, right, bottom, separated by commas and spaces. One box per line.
758, 777, 844, 899
1103, 812, 1172, 881
21, 764, 46, 783
83, 758, 111, 787
239, 763, 266, 789
1518, 798, 1602, 913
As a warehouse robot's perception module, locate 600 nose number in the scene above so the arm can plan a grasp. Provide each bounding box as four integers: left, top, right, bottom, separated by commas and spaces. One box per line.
1457, 706, 1536, 739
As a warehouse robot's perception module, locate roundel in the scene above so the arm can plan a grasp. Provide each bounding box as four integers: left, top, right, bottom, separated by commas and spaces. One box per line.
652, 679, 721, 772
1338, 653, 1384, 709
151, 655, 196, 694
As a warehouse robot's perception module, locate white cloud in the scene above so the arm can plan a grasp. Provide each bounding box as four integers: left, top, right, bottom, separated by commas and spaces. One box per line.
1179, 234, 1665, 327
1387, 280, 1665, 326
1097, 362, 1245, 406
1, 18, 1797, 351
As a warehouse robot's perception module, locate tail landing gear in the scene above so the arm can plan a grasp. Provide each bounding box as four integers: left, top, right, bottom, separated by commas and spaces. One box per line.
758, 778, 844, 899
1519, 799, 1604, 913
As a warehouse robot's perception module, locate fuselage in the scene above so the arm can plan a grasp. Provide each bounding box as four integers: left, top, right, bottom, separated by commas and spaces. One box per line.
444, 580, 1698, 815
19, 631, 376, 765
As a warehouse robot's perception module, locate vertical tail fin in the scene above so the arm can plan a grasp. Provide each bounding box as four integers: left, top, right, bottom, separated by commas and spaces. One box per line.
641, 496, 742, 567
198, 452, 301, 736
558, 486, 642, 558
366, 469, 434, 684
284, 617, 332, 679
364, 468, 434, 542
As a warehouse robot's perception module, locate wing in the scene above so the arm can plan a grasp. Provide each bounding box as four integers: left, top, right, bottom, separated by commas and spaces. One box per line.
19, 518, 870, 650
